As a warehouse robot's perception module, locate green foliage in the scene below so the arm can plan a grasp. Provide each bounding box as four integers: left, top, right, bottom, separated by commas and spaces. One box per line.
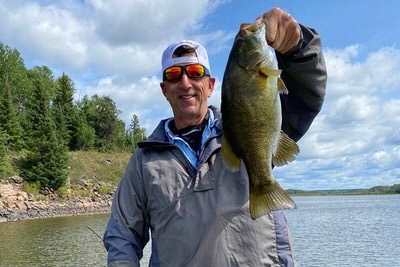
0, 41, 149, 188
78, 95, 127, 151
369, 184, 400, 194
125, 114, 146, 151
96, 183, 115, 195
0, 129, 9, 177
0, 43, 32, 111
73, 115, 96, 150
394, 184, 400, 194
56, 183, 69, 196
287, 184, 400, 196
21, 138, 69, 190
22, 181, 41, 195
19, 67, 69, 190
0, 85, 24, 150
53, 73, 79, 149
22, 181, 48, 200
0, 43, 26, 150
24, 66, 54, 134
0, 41, 149, 155
55, 73, 75, 105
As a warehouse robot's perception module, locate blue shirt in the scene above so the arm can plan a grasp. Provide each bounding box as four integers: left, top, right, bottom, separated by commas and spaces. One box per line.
164, 108, 217, 169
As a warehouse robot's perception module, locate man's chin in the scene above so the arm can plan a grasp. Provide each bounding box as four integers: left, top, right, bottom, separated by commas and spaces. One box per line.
179, 107, 198, 117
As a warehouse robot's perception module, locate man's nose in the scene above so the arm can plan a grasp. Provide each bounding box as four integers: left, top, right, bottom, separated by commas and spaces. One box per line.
179, 73, 192, 89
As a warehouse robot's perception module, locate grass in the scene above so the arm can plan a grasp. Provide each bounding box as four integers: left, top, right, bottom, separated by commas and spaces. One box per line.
1, 150, 132, 197
68, 151, 131, 187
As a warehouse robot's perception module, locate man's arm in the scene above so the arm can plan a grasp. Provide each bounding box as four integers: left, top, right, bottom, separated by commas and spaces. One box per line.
257, 7, 327, 142
277, 24, 327, 141
103, 152, 150, 267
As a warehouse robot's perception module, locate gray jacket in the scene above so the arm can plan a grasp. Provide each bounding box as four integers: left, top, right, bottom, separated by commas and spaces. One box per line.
104, 25, 327, 267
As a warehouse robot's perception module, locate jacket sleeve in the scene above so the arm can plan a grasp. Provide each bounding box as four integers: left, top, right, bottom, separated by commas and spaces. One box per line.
103, 151, 150, 267
277, 24, 327, 142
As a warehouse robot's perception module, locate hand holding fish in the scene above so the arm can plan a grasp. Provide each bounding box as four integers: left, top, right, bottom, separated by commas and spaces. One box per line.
256, 7, 301, 54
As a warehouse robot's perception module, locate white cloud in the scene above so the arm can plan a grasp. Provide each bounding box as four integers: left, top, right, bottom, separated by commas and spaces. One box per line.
276, 46, 400, 189
325, 45, 400, 97
0, 0, 91, 70
0, 0, 225, 79
87, 0, 214, 46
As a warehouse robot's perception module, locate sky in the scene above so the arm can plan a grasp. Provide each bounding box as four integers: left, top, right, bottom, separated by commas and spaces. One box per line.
1, 0, 399, 190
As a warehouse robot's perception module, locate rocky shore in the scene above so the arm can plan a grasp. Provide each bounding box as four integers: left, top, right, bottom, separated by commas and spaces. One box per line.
0, 178, 113, 222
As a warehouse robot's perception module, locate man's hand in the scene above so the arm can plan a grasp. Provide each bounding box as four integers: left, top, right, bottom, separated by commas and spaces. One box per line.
256, 8, 301, 54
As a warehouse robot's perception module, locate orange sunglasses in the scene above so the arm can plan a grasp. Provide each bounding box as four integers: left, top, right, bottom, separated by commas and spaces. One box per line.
163, 64, 210, 82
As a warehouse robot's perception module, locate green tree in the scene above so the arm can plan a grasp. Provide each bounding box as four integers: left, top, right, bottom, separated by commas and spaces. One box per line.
0, 129, 9, 177
0, 85, 24, 150
22, 66, 55, 138
53, 73, 79, 149
127, 114, 146, 150
392, 184, 400, 194
0, 43, 31, 106
73, 112, 96, 150
79, 95, 126, 151
20, 67, 68, 190
0, 43, 28, 150
114, 118, 127, 150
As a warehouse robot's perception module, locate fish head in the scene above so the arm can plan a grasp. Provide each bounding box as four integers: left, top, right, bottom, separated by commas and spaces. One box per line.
235, 22, 277, 71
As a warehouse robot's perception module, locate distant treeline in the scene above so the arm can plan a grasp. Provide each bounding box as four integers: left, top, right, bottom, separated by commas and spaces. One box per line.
0, 42, 146, 190
287, 184, 400, 196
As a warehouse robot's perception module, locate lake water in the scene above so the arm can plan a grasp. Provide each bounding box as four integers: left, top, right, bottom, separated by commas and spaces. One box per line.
285, 195, 400, 267
0, 195, 399, 266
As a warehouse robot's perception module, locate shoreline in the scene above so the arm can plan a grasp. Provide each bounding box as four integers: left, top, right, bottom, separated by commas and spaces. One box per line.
0, 180, 113, 223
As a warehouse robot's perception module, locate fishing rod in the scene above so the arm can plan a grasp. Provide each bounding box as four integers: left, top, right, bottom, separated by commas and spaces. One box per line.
87, 226, 104, 242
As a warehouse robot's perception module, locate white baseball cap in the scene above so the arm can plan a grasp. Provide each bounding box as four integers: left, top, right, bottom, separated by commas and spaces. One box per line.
161, 40, 211, 74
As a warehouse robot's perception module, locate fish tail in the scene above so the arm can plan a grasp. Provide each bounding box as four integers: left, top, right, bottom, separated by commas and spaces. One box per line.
249, 181, 296, 219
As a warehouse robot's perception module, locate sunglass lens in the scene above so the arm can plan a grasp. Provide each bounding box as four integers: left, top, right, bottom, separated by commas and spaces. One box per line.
186, 64, 205, 78
165, 66, 182, 81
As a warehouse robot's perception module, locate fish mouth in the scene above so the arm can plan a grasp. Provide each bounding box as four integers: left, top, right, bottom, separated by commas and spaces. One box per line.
240, 23, 261, 36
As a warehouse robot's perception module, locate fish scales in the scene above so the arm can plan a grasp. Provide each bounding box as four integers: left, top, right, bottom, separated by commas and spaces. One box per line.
221, 22, 299, 219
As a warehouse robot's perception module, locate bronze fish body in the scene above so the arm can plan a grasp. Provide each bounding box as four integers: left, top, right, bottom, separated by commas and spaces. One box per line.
221, 22, 299, 219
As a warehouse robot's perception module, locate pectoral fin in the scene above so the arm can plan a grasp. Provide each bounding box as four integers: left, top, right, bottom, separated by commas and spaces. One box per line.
221, 134, 241, 172
277, 77, 288, 94
258, 66, 288, 95
272, 130, 299, 167
258, 66, 281, 78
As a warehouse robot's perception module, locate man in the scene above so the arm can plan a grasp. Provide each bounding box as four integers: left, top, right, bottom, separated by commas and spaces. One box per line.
104, 7, 327, 267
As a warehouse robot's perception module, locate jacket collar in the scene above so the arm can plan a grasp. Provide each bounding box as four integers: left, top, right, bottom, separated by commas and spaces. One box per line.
139, 105, 222, 148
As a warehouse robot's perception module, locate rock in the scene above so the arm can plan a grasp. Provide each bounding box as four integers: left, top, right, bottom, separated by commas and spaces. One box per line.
0, 184, 15, 198
39, 188, 49, 196
6, 201, 18, 209
15, 201, 28, 212
0, 181, 113, 222
11, 176, 24, 184
17, 191, 29, 201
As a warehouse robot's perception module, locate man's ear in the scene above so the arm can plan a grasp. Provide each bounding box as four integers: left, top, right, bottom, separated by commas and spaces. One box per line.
207, 77, 216, 97
160, 82, 167, 97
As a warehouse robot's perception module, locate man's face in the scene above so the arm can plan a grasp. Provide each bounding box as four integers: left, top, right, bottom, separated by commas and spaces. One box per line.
160, 53, 215, 129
